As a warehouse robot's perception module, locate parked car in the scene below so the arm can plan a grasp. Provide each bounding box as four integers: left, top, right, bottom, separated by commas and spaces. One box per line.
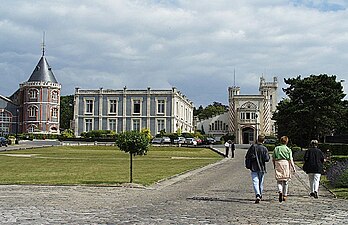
151, 137, 163, 144
195, 138, 203, 145
173, 137, 186, 144
203, 137, 216, 144
264, 139, 277, 144
185, 138, 197, 145
0, 137, 8, 147
162, 136, 171, 144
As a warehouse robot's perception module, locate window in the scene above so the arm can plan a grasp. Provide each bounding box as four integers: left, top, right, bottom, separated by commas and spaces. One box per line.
28, 106, 38, 118
240, 112, 256, 120
52, 91, 58, 101
133, 99, 141, 114
85, 119, 93, 132
132, 119, 140, 131
157, 100, 165, 114
0, 112, 11, 123
27, 125, 36, 133
85, 99, 93, 114
157, 119, 165, 133
51, 108, 58, 118
29, 89, 38, 99
108, 119, 117, 131
109, 99, 117, 114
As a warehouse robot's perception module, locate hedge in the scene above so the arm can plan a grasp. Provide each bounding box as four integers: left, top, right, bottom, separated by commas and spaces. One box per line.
319, 143, 348, 156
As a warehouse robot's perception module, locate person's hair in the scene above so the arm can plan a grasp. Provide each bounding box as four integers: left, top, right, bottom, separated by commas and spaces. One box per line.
257, 135, 265, 143
280, 136, 289, 145
310, 140, 318, 147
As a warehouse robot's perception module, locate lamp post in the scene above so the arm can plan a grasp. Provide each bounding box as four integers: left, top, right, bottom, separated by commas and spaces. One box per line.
15, 109, 19, 144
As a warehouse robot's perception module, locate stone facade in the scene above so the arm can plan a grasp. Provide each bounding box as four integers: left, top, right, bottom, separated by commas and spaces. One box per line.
197, 77, 278, 143
73, 87, 194, 137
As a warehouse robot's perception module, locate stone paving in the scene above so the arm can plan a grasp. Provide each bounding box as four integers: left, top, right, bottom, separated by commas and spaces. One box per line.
0, 147, 347, 224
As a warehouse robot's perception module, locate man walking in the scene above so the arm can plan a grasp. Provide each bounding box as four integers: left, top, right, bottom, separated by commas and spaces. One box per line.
245, 135, 270, 203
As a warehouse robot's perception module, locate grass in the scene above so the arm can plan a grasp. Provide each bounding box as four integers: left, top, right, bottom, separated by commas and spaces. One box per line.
321, 176, 348, 199
0, 145, 222, 186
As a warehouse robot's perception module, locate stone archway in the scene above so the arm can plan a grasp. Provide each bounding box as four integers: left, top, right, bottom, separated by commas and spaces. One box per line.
242, 127, 255, 144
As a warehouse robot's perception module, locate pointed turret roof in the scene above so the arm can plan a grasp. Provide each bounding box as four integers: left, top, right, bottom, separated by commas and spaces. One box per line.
27, 56, 58, 83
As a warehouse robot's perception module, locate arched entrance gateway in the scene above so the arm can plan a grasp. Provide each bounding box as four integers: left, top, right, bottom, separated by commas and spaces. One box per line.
242, 127, 255, 144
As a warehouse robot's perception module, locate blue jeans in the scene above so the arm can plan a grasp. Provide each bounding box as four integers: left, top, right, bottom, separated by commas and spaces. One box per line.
251, 171, 265, 197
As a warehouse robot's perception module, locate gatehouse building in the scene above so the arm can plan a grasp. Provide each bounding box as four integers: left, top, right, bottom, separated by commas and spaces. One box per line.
197, 76, 278, 144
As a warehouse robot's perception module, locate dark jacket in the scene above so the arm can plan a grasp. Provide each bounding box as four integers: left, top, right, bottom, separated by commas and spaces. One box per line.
303, 147, 325, 174
246, 144, 270, 172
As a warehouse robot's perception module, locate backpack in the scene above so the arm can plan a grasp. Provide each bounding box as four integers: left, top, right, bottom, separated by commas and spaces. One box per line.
245, 145, 259, 169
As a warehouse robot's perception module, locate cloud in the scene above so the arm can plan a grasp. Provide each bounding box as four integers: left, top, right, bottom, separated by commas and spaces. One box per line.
0, 0, 347, 106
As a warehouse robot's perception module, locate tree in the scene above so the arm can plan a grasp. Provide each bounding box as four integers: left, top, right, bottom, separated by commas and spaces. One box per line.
60, 95, 74, 130
115, 131, 149, 183
335, 100, 348, 134
196, 102, 228, 120
273, 74, 346, 147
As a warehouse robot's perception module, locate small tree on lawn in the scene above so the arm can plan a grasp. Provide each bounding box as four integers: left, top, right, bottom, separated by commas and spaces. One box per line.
115, 131, 149, 183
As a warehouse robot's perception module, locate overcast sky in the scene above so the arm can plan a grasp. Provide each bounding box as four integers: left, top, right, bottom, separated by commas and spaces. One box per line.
1, 0, 347, 107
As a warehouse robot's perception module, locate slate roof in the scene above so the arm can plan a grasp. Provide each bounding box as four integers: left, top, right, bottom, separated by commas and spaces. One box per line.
27, 56, 58, 83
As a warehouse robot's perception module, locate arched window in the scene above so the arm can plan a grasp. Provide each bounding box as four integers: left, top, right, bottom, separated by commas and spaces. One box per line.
51, 107, 58, 118
51, 91, 58, 101
50, 126, 58, 133
28, 106, 38, 118
27, 124, 37, 133
29, 89, 38, 99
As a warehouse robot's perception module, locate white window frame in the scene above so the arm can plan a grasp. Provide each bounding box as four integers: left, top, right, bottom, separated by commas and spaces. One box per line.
28, 89, 38, 99
108, 118, 117, 131
51, 107, 58, 118
132, 99, 142, 115
132, 118, 141, 131
51, 90, 58, 101
28, 106, 38, 118
156, 99, 166, 115
84, 118, 93, 132
156, 119, 165, 134
27, 124, 37, 133
108, 98, 118, 115
84, 98, 94, 114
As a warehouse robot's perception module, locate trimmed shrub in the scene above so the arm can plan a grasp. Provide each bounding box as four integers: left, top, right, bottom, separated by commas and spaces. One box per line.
264, 144, 275, 152
319, 143, 348, 156
293, 150, 306, 161
291, 146, 301, 155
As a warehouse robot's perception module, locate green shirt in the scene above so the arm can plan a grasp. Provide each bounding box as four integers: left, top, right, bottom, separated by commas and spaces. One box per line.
273, 144, 293, 160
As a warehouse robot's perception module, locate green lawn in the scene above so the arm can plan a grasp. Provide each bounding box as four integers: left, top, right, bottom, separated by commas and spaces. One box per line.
0, 145, 222, 186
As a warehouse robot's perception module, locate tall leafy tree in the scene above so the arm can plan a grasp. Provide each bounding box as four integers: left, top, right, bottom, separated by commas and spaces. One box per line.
273, 74, 346, 147
60, 95, 74, 130
196, 102, 228, 120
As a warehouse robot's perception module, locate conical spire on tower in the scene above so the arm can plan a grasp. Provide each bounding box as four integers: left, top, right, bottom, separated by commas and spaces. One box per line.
27, 33, 58, 83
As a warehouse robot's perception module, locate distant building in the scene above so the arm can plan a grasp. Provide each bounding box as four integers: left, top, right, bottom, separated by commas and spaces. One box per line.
73, 87, 194, 137
197, 77, 278, 144
0, 48, 60, 135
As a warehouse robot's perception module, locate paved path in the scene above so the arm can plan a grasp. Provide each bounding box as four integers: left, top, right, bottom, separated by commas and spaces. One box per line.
0, 148, 347, 224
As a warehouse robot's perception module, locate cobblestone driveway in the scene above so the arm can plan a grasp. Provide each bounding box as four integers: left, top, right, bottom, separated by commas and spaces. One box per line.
0, 148, 347, 224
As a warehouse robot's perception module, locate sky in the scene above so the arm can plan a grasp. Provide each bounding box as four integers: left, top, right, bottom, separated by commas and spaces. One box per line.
1, 0, 348, 107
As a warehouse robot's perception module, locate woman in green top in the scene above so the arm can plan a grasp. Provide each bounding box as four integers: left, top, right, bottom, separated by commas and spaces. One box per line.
272, 136, 296, 202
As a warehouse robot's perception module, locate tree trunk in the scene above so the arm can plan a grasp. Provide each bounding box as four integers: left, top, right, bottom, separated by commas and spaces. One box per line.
129, 152, 133, 183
